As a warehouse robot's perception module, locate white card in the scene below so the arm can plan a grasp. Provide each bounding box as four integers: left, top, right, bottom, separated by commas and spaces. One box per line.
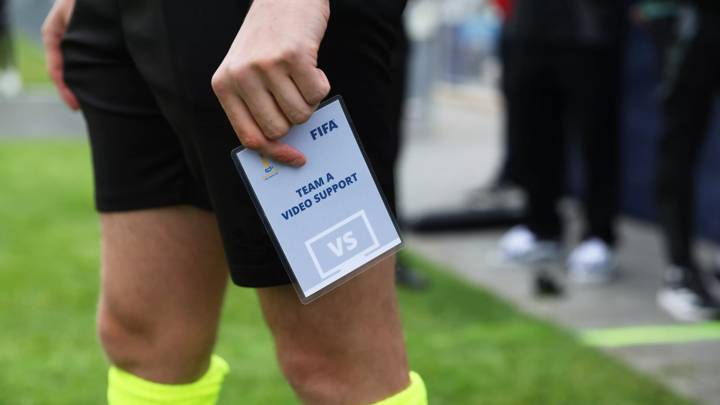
232, 96, 402, 303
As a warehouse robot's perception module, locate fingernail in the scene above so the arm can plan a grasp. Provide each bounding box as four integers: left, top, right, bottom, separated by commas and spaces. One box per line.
291, 157, 306, 167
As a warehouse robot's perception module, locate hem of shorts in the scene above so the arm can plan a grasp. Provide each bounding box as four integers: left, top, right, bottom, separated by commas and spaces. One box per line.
95, 193, 213, 213
227, 263, 292, 288
95, 194, 291, 289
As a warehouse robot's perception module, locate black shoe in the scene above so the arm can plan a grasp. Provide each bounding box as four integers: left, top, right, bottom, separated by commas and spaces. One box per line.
396, 262, 429, 290
533, 269, 564, 298
657, 266, 720, 322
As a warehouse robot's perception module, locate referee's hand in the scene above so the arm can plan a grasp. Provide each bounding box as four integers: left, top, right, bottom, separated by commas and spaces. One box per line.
42, 0, 80, 111
212, 0, 331, 167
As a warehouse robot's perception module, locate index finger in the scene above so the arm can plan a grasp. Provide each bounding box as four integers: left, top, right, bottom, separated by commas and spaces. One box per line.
217, 94, 306, 166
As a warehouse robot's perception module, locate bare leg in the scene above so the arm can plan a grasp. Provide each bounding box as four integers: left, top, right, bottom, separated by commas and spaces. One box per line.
97, 206, 228, 384
257, 257, 410, 405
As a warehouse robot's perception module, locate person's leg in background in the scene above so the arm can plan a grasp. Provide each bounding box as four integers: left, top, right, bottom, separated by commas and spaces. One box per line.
561, 42, 623, 285
0, 0, 21, 97
499, 40, 565, 264
388, 25, 407, 211
481, 0, 518, 189
390, 22, 429, 289
465, 23, 529, 218
653, 18, 720, 321
495, 25, 523, 189
0, 0, 10, 68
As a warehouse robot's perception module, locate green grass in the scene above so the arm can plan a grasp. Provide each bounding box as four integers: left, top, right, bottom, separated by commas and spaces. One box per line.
13, 34, 52, 87
0, 140, 695, 404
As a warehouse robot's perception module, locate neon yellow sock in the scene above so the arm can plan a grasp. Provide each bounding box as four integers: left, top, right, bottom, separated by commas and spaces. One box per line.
372, 371, 427, 405
108, 355, 229, 405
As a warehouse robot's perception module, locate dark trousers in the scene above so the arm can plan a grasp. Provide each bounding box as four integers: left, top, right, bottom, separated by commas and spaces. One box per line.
496, 29, 523, 186
0, 0, 7, 34
386, 25, 408, 217
653, 19, 720, 269
507, 39, 623, 244
0, 0, 12, 69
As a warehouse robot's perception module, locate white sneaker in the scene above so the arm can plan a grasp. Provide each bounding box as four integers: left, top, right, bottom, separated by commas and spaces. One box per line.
657, 266, 720, 322
567, 238, 616, 285
0, 69, 22, 98
498, 225, 560, 265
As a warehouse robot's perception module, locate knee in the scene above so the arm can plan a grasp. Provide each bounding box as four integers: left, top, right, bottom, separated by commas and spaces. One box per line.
97, 308, 142, 370
276, 344, 351, 403
97, 307, 214, 382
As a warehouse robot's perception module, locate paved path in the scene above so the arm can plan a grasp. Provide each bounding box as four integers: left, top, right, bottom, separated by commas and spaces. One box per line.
0, 89, 85, 137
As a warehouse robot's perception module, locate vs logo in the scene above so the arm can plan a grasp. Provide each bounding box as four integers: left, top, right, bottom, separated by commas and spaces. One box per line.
305, 210, 381, 279
260, 155, 278, 180
327, 232, 358, 257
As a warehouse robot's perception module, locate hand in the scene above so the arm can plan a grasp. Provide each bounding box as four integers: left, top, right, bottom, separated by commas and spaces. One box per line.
212, 0, 331, 166
42, 0, 80, 111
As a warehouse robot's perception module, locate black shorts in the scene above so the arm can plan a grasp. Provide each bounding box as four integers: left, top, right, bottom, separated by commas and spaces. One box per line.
62, 0, 405, 287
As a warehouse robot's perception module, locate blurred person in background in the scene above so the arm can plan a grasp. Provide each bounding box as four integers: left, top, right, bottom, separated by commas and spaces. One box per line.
635, 0, 720, 320
392, 15, 430, 289
492, 0, 519, 192
497, 0, 626, 285
487, 0, 517, 191
465, 0, 529, 216
0, 0, 22, 97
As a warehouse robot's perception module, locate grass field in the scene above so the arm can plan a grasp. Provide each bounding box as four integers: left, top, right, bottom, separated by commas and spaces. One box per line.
0, 140, 695, 404
14, 34, 51, 88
